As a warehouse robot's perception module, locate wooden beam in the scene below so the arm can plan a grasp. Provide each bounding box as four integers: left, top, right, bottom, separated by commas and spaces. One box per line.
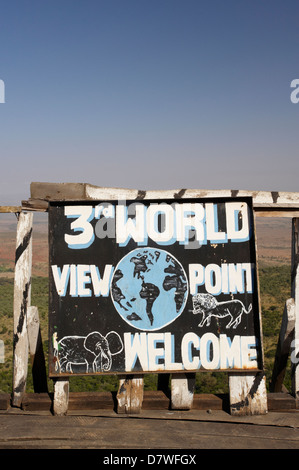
21, 199, 48, 212
25, 183, 299, 215
30, 182, 87, 201
0, 206, 22, 213
255, 210, 299, 218
13, 391, 298, 413
0, 393, 10, 410
29, 182, 299, 205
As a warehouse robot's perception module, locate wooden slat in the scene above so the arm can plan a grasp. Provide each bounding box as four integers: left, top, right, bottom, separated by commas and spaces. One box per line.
22, 393, 52, 411
30, 182, 87, 200
17, 391, 297, 413
255, 210, 299, 218
267, 393, 296, 411
0, 393, 10, 410
0, 206, 22, 213
68, 392, 115, 411
23, 183, 299, 215
193, 393, 224, 410
21, 199, 48, 212
142, 390, 170, 410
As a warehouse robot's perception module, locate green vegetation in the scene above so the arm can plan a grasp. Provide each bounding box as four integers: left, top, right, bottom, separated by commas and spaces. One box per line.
0, 265, 293, 395
259, 265, 292, 390
0, 265, 13, 273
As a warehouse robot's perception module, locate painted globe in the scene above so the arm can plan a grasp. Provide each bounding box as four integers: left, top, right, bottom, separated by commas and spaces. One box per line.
110, 247, 188, 331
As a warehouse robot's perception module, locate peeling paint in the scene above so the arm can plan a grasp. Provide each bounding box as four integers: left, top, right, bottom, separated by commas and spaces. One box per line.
13, 281, 30, 347
271, 191, 279, 204
174, 188, 187, 199
15, 228, 32, 264
137, 190, 146, 200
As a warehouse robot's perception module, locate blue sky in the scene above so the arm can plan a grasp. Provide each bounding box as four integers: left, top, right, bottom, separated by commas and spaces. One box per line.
0, 0, 298, 204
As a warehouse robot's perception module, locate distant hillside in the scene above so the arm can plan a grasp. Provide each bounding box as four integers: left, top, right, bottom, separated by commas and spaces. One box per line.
255, 217, 291, 266
0, 213, 293, 276
0, 213, 48, 277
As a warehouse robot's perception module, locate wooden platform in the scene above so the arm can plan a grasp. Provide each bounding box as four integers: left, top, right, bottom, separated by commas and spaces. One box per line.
1, 392, 299, 450
1, 407, 299, 450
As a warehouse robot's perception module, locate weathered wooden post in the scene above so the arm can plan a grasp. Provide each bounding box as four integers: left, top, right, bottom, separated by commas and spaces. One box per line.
291, 218, 299, 402
229, 372, 267, 415
227, 207, 268, 416
270, 298, 295, 392
53, 378, 69, 415
12, 211, 33, 407
171, 373, 195, 410
117, 375, 144, 414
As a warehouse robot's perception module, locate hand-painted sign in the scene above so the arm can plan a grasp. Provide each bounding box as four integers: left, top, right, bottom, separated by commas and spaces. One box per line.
48, 197, 263, 376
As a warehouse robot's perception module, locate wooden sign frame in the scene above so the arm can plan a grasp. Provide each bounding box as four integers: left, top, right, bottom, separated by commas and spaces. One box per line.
48, 197, 263, 378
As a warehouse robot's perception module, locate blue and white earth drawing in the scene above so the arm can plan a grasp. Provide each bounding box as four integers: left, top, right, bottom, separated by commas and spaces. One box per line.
110, 247, 188, 331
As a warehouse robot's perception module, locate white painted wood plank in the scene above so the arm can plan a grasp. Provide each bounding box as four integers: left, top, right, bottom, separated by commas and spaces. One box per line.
75, 185, 299, 207
229, 372, 268, 415
117, 376, 144, 414
29, 182, 299, 208
53, 379, 69, 415
171, 373, 195, 410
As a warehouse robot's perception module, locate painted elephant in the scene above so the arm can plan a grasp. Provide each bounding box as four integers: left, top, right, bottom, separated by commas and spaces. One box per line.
54, 331, 123, 373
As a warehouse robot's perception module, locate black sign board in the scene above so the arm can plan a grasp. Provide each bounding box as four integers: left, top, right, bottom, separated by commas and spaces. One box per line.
48, 197, 263, 376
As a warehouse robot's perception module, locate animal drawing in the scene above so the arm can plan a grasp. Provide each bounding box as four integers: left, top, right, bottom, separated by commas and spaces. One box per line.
53, 330, 123, 373
192, 293, 252, 329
